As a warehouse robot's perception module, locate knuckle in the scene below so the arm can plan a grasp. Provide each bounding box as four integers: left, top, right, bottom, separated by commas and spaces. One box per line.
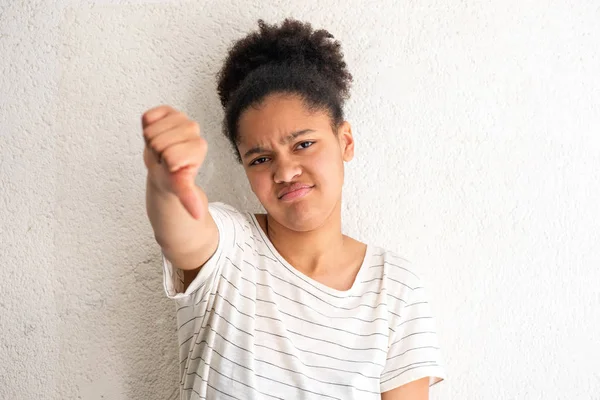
142, 106, 157, 118
148, 137, 162, 153
173, 111, 187, 121
187, 120, 200, 132
142, 105, 175, 123
196, 136, 207, 151
141, 113, 152, 127
161, 148, 176, 167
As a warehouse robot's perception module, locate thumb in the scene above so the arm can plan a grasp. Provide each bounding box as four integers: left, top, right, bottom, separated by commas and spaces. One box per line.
171, 167, 203, 220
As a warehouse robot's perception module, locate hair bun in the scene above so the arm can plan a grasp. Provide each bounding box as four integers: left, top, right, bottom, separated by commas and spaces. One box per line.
217, 18, 352, 108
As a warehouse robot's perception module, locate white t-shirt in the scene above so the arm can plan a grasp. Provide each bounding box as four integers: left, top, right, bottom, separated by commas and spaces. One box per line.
162, 202, 445, 399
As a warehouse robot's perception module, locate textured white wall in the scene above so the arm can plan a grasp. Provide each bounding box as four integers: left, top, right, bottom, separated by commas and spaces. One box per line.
2, 1, 599, 399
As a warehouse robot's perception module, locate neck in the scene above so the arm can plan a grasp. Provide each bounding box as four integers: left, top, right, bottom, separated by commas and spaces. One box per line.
264, 201, 345, 274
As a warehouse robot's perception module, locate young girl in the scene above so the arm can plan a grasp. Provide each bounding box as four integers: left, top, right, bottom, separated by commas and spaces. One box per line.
143, 18, 445, 400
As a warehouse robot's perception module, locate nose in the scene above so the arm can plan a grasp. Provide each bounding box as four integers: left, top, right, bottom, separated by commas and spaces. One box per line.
273, 156, 302, 183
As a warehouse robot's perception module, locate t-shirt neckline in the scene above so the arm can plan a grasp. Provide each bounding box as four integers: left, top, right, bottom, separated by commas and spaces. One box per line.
248, 212, 372, 298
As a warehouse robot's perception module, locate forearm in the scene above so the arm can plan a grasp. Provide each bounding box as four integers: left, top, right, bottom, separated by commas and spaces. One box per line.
145, 175, 213, 268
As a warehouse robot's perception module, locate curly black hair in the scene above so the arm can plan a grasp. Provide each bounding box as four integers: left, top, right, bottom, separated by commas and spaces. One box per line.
216, 18, 353, 162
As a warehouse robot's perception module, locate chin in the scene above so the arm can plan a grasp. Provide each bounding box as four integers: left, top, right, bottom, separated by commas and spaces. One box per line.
283, 207, 322, 231
268, 197, 334, 232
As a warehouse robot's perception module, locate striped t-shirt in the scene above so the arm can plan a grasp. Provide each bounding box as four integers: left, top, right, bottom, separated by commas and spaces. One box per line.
162, 202, 445, 399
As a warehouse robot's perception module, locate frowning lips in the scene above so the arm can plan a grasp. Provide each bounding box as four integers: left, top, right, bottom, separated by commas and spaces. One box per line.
277, 182, 314, 199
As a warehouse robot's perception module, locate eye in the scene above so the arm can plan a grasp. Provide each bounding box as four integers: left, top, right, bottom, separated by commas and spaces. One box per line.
249, 156, 270, 166
296, 141, 315, 150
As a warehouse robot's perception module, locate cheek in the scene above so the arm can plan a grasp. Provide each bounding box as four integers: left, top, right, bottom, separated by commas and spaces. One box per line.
309, 148, 344, 186
247, 171, 272, 198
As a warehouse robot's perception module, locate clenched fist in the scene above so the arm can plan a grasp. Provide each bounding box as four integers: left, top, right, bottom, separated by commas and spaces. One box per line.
142, 105, 207, 220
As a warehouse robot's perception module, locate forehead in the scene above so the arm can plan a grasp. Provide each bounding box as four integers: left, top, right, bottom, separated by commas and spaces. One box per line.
236, 94, 332, 146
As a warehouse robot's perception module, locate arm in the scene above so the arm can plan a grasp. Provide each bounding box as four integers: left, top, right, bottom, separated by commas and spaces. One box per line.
379, 267, 446, 395
146, 176, 217, 270
143, 105, 218, 283
381, 377, 429, 400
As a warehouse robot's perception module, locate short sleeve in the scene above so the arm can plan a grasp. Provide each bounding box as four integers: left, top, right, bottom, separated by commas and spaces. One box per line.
162, 202, 248, 300
380, 281, 446, 393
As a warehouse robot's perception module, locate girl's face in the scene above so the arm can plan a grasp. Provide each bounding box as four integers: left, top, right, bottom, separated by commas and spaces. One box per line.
236, 94, 354, 232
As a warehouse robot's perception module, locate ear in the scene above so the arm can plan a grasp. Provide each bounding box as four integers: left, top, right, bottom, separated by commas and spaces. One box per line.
337, 121, 354, 162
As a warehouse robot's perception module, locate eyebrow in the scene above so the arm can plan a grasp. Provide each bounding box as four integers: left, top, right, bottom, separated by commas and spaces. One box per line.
242, 129, 316, 159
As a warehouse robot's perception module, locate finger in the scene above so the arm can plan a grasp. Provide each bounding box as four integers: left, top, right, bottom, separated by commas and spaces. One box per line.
172, 171, 203, 220
141, 105, 177, 129
147, 120, 201, 156
143, 144, 163, 167
160, 138, 207, 173
143, 111, 188, 142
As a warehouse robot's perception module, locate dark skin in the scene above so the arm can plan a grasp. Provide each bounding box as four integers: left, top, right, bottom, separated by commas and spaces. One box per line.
146, 94, 431, 399
236, 93, 365, 289
236, 93, 430, 399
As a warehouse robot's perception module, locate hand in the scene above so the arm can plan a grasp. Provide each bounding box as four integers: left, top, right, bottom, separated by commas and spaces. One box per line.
142, 105, 207, 220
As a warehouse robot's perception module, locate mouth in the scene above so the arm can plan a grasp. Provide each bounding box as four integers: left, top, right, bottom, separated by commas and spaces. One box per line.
278, 184, 314, 201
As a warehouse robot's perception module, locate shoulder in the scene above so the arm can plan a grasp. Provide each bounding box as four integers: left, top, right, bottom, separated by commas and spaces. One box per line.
367, 246, 424, 292
207, 202, 258, 244
208, 202, 253, 227
208, 201, 246, 219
